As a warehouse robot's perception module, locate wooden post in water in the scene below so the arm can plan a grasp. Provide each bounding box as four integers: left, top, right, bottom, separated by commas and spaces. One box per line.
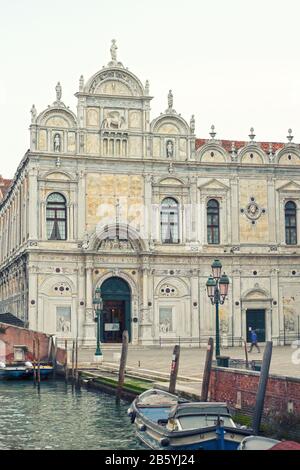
37, 338, 41, 386
201, 337, 214, 401
32, 339, 37, 386
116, 330, 129, 400
71, 340, 75, 381
244, 340, 249, 369
53, 336, 57, 379
252, 341, 273, 435
169, 344, 180, 394
64, 339, 68, 382
75, 339, 79, 387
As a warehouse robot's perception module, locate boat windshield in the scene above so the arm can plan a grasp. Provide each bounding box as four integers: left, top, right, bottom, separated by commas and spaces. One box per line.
178, 415, 236, 431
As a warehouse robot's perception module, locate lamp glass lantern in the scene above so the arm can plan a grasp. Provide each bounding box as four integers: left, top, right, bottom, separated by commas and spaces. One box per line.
219, 273, 229, 302
206, 275, 217, 300
211, 259, 222, 280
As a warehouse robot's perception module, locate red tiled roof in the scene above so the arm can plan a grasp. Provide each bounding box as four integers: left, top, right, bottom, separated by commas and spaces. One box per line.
195, 138, 285, 153
269, 440, 300, 450
0, 176, 12, 200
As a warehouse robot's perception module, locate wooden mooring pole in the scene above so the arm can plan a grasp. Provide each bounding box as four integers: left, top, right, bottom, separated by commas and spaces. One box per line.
64, 339, 68, 382
33, 339, 37, 386
244, 340, 249, 369
37, 338, 41, 387
169, 344, 180, 394
201, 337, 214, 401
116, 330, 129, 400
75, 339, 79, 387
252, 341, 273, 435
71, 340, 75, 381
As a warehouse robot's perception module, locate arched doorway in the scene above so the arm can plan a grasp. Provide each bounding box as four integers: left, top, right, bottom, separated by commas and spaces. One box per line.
100, 277, 131, 343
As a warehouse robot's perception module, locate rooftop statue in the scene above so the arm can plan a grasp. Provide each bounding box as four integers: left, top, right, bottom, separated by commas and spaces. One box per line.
110, 39, 118, 61
56, 82, 62, 101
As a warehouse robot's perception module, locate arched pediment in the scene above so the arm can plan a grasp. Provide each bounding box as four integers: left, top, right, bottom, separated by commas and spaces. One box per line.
83, 223, 148, 252
277, 147, 300, 165
155, 277, 190, 297
242, 287, 270, 301
84, 67, 145, 97
197, 142, 228, 163
39, 275, 76, 295
37, 107, 77, 128
151, 114, 190, 135
238, 145, 266, 164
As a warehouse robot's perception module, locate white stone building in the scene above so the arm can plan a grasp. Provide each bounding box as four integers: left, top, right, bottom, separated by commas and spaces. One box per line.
0, 41, 300, 347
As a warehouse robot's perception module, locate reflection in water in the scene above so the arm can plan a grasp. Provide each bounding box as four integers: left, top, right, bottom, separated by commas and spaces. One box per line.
0, 381, 143, 450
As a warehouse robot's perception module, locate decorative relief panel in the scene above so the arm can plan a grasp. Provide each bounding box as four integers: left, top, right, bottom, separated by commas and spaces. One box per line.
87, 108, 99, 127
102, 109, 127, 130
38, 130, 47, 151
129, 110, 142, 129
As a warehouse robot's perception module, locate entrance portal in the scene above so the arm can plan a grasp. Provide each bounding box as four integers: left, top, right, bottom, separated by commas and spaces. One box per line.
99, 277, 131, 343
246, 309, 266, 342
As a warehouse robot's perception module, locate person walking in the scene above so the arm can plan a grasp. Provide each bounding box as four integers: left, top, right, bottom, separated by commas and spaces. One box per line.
248, 329, 260, 353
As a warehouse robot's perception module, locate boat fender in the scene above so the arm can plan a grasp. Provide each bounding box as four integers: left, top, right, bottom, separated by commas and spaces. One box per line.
160, 438, 170, 447
130, 411, 136, 424
137, 423, 146, 432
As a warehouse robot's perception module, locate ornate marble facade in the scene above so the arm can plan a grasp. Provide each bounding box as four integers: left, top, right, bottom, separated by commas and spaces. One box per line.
1, 41, 300, 347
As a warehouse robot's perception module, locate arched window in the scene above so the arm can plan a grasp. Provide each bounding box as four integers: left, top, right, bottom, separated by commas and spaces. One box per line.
46, 193, 67, 240
285, 201, 297, 245
207, 199, 220, 244
160, 197, 179, 244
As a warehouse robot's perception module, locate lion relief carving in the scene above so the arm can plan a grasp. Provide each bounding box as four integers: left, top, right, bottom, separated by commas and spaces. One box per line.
101, 110, 127, 130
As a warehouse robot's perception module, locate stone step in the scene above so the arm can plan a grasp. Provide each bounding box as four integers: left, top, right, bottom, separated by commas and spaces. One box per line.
94, 362, 202, 383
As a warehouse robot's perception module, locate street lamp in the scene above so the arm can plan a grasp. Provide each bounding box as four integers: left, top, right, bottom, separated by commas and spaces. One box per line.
93, 287, 103, 360
206, 260, 229, 359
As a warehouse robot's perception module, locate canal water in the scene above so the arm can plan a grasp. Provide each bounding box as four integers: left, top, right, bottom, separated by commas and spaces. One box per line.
0, 380, 144, 450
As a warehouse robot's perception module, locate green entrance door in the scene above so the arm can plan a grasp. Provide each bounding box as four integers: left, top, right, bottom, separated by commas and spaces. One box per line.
246, 309, 266, 342
100, 277, 131, 343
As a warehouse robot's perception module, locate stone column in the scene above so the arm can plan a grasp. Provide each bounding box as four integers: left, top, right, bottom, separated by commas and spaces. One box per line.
139, 267, 152, 344
267, 177, 276, 244
270, 268, 279, 344
28, 169, 38, 240
230, 177, 239, 244
191, 271, 200, 341
82, 264, 96, 347
232, 269, 242, 343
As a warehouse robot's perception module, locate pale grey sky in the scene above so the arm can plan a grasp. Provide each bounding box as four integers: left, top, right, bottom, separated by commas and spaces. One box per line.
1, 0, 300, 177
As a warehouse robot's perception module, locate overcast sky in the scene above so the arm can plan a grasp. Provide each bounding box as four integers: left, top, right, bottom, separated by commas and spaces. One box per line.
1, 0, 300, 177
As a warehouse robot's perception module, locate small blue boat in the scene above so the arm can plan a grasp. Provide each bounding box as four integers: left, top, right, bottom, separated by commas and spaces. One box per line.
0, 366, 32, 380
128, 389, 252, 450
0, 363, 53, 380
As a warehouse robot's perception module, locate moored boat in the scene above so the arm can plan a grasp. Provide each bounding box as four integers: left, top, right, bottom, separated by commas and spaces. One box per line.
0, 364, 32, 380
128, 388, 252, 450
237, 435, 281, 450
0, 362, 53, 380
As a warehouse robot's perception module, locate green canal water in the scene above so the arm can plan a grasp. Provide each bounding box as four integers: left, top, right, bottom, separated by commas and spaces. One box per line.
0, 380, 144, 450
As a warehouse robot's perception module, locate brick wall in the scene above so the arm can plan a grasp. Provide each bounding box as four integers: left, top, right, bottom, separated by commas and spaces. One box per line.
209, 367, 300, 416
0, 322, 51, 363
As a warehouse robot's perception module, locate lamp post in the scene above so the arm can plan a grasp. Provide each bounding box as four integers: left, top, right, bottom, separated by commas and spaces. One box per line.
93, 287, 103, 360
206, 260, 229, 359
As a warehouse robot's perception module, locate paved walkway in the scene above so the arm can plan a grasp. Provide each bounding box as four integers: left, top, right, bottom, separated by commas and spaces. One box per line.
78, 344, 300, 378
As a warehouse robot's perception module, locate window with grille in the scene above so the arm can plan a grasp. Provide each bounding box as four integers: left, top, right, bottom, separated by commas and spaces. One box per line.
207, 199, 220, 244
160, 197, 179, 244
46, 193, 67, 240
285, 201, 297, 245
